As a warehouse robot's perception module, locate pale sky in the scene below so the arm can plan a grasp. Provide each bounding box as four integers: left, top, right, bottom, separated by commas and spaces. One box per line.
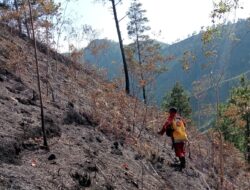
55, 0, 250, 51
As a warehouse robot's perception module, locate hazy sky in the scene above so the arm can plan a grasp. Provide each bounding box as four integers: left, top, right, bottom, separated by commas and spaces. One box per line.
55, 0, 250, 50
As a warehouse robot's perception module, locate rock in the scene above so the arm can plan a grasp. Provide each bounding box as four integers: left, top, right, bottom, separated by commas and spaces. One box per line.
111, 141, 123, 155
51, 102, 60, 109
134, 154, 144, 160
157, 156, 164, 164
31, 90, 39, 101
155, 162, 163, 169
63, 109, 89, 125
48, 154, 56, 161
71, 171, 91, 187
0, 95, 9, 101
22, 140, 39, 151
6, 86, 17, 94
104, 183, 115, 190
0, 74, 7, 81
13, 83, 25, 92
88, 136, 93, 143
86, 163, 98, 172
0, 67, 9, 76
5, 82, 25, 94
16, 97, 36, 106
67, 101, 74, 109
113, 141, 119, 149
119, 140, 124, 147
0, 137, 22, 164
96, 136, 102, 143
14, 76, 22, 83
20, 108, 31, 116
111, 149, 123, 156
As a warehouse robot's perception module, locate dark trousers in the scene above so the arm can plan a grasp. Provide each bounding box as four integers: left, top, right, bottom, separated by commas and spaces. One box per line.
173, 142, 186, 169
173, 142, 185, 157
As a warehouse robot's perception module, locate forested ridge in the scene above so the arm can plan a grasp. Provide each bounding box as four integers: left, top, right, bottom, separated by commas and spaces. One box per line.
82, 19, 250, 106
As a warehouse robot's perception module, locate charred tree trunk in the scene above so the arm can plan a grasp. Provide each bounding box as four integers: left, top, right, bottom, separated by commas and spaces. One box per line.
24, 11, 30, 38
14, 0, 22, 35
136, 36, 147, 104
28, 0, 48, 149
141, 73, 146, 104
110, 0, 130, 94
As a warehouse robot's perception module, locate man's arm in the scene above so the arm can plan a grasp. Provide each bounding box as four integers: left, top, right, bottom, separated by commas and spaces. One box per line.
158, 113, 176, 136
158, 120, 170, 135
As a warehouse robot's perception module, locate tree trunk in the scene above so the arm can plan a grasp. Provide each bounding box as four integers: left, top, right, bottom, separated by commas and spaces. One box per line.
14, 0, 22, 35
141, 73, 146, 103
110, 0, 130, 94
28, 0, 48, 149
136, 35, 147, 104
197, 98, 201, 127
24, 11, 30, 38
215, 84, 224, 190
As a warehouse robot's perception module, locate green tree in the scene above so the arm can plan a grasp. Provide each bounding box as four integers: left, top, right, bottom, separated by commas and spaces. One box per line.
161, 82, 192, 118
219, 76, 250, 162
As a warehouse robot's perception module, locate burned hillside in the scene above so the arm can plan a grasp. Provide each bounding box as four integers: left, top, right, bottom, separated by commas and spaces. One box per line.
0, 25, 249, 190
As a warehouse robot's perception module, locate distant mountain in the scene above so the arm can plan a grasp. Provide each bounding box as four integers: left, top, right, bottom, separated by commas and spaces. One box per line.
83, 39, 123, 79
157, 19, 250, 101
81, 19, 250, 110
82, 39, 170, 80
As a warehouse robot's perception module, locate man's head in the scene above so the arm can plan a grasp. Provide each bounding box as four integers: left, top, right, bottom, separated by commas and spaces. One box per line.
169, 107, 177, 114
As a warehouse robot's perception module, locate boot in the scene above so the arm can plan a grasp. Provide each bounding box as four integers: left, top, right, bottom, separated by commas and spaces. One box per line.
179, 157, 186, 169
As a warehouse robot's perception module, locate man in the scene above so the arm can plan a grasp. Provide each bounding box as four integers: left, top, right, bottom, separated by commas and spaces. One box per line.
158, 107, 188, 171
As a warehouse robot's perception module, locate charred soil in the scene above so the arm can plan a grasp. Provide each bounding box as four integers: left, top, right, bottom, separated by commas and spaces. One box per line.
0, 25, 249, 190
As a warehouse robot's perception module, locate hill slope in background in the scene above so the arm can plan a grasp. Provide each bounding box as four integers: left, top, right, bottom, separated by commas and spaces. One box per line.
81, 19, 250, 107
157, 19, 250, 103
0, 24, 249, 189
83, 39, 123, 80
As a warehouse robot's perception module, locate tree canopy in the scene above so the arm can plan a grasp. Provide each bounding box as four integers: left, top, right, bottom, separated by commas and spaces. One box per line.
219, 76, 250, 162
161, 82, 192, 118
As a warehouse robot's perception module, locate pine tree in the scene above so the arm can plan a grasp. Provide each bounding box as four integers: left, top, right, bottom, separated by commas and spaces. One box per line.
219, 76, 250, 162
161, 82, 192, 118
127, 0, 147, 103
127, 0, 165, 104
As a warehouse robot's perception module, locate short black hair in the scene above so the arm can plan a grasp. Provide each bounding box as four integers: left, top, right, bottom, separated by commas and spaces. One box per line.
169, 107, 177, 113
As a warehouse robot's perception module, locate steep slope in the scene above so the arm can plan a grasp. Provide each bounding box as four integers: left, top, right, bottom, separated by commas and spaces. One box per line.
0, 24, 249, 190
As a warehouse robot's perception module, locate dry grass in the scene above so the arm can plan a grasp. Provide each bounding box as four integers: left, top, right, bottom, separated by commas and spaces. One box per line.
0, 24, 249, 190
